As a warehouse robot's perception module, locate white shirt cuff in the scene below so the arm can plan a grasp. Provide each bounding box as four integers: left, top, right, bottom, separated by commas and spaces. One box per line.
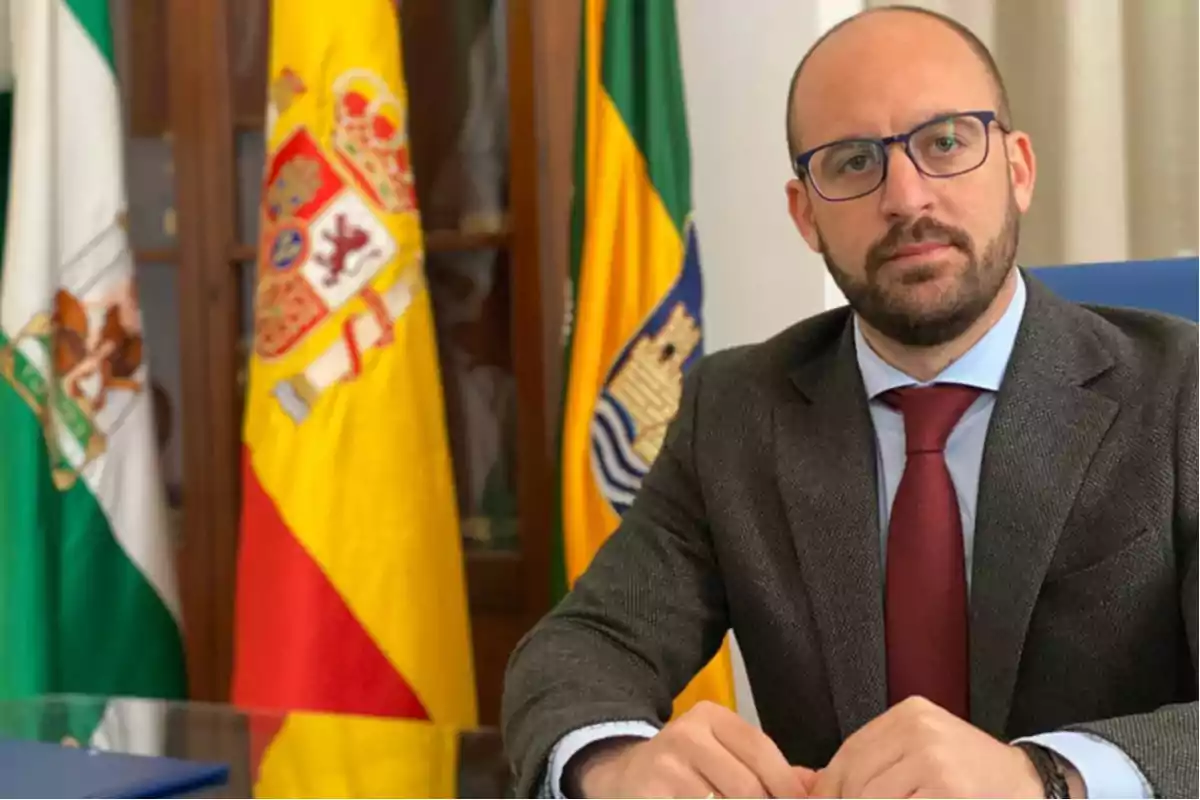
544, 720, 660, 798
1016, 730, 1152, 799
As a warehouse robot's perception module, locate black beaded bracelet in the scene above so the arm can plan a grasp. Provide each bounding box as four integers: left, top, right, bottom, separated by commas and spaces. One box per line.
1016, 742, 1070, 799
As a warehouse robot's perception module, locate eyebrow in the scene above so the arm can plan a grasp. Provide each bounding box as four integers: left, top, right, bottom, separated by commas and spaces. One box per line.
815, 108, 969, 146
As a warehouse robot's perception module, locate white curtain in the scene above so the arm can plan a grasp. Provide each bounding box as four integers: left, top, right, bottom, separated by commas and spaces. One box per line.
868, 0, 1199, 266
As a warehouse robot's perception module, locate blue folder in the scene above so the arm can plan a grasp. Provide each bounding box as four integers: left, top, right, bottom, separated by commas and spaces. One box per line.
0, 738, 229, 798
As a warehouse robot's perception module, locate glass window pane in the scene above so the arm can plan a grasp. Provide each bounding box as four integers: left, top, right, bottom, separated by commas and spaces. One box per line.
401, 0, 511, 233
229, 0, 268, 249
228, 0, 271, 129
236, 131, 266, 249
428, 249, 518, 551
111, 0, 182, 528
238, 262, 256, 403
125, 136, 178, 251
112, 0, 177, 251
135, 263, 184, 513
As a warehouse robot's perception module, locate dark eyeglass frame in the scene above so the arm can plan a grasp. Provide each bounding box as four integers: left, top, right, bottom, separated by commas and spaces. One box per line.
792, 110, 1011, 202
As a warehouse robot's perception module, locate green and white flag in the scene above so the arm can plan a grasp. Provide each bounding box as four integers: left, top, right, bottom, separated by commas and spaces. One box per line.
0, 0, 187, 734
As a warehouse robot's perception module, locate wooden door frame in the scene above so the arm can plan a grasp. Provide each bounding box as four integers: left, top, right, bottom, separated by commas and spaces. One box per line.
167, 0, 240, 703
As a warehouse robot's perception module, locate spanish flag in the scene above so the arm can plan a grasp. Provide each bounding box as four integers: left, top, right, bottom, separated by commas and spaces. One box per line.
233, 0, 476, 793
555, 0, 736, 715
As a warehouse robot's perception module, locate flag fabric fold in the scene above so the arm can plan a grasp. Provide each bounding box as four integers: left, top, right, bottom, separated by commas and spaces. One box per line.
556, 0, 736, 715
250, 711, 460, 798
0, 0, 187, 741
233, 0, 478, 780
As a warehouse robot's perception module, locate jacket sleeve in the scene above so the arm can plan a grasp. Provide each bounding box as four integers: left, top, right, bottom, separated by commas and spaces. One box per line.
500, 358, 730, 797
1064, 338, 1198, 799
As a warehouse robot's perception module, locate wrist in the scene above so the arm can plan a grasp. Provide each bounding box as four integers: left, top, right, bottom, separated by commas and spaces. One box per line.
1015, 742, 1082, 799
566, 737, 641, 798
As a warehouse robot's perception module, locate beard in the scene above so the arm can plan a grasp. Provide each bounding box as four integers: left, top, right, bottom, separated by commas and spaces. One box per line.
820, 194, 1020, 347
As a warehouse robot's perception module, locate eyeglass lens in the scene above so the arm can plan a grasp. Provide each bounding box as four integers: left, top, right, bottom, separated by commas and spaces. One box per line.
809, 114, 989, 200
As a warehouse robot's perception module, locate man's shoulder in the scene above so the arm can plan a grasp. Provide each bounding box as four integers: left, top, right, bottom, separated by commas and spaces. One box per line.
694, 306, 854, 392
1070, 301, 1197, 384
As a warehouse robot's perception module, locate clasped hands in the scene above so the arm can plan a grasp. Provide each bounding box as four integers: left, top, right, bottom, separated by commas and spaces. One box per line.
571, 697, 1060, 799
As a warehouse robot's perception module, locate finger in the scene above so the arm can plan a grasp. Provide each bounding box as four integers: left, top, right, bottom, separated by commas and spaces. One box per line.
814, 734, 904, 799
859, 755, 925, 799
709, 715, 805, 798
694, 750, 768, 798
658, 754, 719, 799
830, 698, 914, 763
815, 698, 941, 797
837, 739, 905, 799
810, 770, 838, 799
676, 728, 769, 798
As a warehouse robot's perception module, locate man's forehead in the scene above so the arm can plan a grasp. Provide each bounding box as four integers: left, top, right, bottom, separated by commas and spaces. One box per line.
792, 11, 997, 146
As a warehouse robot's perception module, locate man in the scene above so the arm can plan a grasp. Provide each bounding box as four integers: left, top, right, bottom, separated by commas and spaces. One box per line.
502, 6, 1198, 798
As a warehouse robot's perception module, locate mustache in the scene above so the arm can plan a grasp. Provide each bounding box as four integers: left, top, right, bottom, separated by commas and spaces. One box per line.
866, 217, 974, 276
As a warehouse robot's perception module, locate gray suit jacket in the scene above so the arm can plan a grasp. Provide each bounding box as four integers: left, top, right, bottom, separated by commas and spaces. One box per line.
502, 274, 1199, 798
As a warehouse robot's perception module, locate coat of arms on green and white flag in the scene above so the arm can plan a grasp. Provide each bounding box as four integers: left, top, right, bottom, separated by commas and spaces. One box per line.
0, 0, 186, 743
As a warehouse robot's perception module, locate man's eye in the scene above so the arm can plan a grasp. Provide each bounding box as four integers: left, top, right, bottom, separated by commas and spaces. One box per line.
832, 149, 879, 174
933, 135, 960, 152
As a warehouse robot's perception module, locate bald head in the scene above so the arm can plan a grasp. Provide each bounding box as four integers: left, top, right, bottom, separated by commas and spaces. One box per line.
785, 6, 1011, 166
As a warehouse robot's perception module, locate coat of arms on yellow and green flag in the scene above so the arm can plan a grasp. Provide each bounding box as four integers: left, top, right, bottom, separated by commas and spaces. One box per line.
0, 0, 186, 743
554, 0, 736, 715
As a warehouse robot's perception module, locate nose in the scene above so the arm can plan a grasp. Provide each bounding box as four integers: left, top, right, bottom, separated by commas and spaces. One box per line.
877, 143, 935, 219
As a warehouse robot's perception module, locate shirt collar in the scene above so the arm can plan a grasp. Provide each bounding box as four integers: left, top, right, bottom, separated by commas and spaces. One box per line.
854, 270, 1027, 400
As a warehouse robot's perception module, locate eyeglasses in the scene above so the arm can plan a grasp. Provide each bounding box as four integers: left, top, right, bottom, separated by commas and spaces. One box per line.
793, 110, 1010, 202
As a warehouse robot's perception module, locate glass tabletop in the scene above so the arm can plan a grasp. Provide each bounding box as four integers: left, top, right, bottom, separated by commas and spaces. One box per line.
0, 694, 510, 798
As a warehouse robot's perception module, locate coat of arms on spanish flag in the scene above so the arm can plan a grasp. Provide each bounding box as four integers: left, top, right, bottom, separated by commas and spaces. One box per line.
233, 0, 476, 794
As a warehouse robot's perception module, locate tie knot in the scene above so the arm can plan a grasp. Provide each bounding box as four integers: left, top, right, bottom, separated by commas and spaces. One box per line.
882, 384, 983, 454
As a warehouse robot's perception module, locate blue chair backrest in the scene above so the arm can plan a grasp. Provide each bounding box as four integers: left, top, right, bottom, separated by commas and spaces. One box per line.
1028, 257, 1199, 322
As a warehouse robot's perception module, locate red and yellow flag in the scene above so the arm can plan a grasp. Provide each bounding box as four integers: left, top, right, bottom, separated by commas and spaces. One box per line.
232, 0, 477, 784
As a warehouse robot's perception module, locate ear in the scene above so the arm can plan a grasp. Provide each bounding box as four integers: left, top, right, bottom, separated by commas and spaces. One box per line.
1004, 129, 1036, 213
786, 178, 823, 253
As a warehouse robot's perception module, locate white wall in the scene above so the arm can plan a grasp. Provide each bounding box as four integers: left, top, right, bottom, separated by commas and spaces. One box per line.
678, 0, 858, 360
677, 0, 866, 725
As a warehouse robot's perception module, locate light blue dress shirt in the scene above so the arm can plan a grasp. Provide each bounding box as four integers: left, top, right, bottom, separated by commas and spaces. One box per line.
544, 273, 1150, 799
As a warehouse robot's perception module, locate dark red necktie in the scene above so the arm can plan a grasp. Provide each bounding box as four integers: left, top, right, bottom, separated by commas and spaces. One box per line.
882, 384, 982, 719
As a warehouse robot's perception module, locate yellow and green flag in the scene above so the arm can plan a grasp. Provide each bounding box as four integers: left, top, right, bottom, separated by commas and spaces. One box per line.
555, 0, 735, 715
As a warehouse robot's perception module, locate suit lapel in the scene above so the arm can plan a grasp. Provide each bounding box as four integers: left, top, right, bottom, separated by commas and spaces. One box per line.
777, 322, 887, 739
969, 275, 1118, 735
